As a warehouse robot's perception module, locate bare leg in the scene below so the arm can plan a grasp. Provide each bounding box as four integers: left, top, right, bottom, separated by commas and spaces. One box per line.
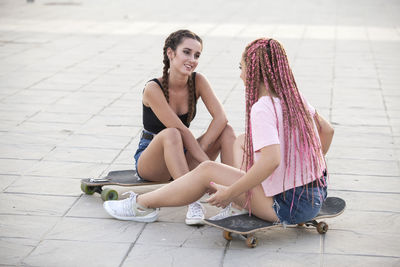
137, 128, 189, 182
186, 124, 236, 170
215, 124, 236, 165
138, 161, 279, 222
232, 133, 245, 170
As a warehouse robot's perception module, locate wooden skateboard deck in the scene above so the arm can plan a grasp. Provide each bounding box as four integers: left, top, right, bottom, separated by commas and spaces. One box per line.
81, 170, 167, 201
204, 196, 345, 248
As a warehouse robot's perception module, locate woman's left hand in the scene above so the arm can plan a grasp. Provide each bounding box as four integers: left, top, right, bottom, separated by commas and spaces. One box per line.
206, 182, 232, 208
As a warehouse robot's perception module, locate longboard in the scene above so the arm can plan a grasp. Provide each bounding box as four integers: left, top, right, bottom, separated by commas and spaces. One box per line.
204, 196, 345, 248
81, 170, 167, 201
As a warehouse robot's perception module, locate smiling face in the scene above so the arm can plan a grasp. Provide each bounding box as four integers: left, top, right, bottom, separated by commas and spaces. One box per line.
167, 37, 202, 76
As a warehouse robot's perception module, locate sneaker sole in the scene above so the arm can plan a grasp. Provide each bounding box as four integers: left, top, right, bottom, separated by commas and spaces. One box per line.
208, 211, 248, 221
185, 218, 205, 225
103, 202, 158, 223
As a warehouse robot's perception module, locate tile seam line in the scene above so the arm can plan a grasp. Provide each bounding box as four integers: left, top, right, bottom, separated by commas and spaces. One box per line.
118, 223, 147, 267
365, 23, 400, 175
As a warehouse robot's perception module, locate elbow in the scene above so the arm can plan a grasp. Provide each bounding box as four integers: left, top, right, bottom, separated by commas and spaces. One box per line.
328, 126, 335, 137
273, 157, 281, 170
326, 126, 335, 143
271, 154, 281, 171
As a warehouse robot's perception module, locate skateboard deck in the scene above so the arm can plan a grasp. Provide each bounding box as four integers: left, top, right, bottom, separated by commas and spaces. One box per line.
204, 196, 345, 248
81, 170, 167, 201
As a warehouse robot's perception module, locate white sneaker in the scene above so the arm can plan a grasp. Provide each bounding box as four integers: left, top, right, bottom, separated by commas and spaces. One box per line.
103, 191, 159, 222
209, 203, 247, 221
185, 201, 205, 225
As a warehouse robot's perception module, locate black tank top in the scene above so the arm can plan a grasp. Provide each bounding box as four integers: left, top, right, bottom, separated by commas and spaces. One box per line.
143, 73, 197, 134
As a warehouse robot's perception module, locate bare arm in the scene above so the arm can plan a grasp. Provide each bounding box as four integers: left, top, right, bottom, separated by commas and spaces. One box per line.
207, 144, 280, 207
195, 73, 228, 151
314, 111, 334, 155
143, 82, 209, 162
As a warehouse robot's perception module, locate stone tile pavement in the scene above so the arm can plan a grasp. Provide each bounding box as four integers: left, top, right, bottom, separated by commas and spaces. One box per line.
0, 0, 399, 266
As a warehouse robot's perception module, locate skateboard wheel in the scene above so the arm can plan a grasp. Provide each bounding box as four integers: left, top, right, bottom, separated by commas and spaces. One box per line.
101, 188, 118, 201
81, 183, 96, 195
223, 230, 233, 241
317, 221, 328, 234
246, 236, 257, 248
297, 223, 305, 227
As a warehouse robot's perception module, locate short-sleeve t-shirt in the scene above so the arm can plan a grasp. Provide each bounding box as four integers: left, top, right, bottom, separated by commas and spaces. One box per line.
250, 95, 325, 197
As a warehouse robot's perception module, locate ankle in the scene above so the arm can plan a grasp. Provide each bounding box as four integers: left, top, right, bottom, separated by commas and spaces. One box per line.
136, 195, 146, 208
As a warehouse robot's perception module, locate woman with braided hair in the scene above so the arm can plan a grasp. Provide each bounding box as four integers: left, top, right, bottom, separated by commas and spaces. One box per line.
104, 38, 334, 225
127, 30, 236, 225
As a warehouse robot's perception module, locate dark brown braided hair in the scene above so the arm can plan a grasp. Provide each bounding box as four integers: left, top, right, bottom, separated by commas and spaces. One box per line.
161, 29, 202, 123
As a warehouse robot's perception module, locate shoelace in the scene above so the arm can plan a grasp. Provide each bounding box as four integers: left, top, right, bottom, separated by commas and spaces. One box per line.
214, 203, 232, 219
188, 202, 204, 217
120, 191, 137, 216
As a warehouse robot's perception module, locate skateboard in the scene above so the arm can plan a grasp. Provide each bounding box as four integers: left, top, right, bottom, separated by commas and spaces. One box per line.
80, 170, 167, 201
204, 196, 345, 248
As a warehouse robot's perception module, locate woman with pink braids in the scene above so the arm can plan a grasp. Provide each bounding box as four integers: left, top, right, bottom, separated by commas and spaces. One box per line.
103, 38, 334, 225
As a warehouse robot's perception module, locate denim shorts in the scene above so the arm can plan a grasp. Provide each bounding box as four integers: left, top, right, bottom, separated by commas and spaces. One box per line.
133, 131, 154, 178
272, 182, 327, 225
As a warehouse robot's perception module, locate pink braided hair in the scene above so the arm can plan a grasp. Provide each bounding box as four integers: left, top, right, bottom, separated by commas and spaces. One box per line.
242, 39, 326, 210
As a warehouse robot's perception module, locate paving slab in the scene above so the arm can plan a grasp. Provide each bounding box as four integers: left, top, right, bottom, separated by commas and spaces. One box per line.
42, 146, 122, 164
0, 214, 59, 240
328, 147, 397, 161
0, 143, 54, 160
322, 255, 400, 267
329, 190, 400, 213
123, 245, 224, 267
328, 158, 399, 176
228, 227, 322, 252
0, 158, 39, 176
5, 176, 81, 196
0, 193, 77, 216
329, 174, 400, 193
45, 217, 145, 243
23, 240, 130, 267
26, 160, 107, 178
324, 230, 400, 258
0, 237, 38, 266
137, 222, 226, 248
224, 251, 320, 267
66, 194, 109, 219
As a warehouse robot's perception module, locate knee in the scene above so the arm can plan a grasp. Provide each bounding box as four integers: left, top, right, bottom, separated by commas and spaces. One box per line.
161, 128, 183, 146
197, 160, 218, 175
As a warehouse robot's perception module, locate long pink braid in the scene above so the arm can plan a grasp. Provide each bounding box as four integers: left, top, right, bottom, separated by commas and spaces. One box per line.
242, 39, 326, 213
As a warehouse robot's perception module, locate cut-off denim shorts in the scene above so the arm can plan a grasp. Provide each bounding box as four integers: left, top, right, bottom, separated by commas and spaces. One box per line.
133, 130, 154, 179
272, 180, 327, 225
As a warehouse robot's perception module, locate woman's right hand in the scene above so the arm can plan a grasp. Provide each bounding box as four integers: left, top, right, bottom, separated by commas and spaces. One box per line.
206, 182, 232, 208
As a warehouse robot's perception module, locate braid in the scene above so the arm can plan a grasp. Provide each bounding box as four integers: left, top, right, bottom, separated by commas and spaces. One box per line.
242, 38, 325, 191
161, 29, 202, 123
161, 45, 170, 101
187, 74, 195, 123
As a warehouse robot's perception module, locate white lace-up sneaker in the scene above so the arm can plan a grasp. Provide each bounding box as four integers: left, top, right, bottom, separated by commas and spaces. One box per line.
185, 201, 205, 225
209, 203, 248, 221
103, 191, 159, 222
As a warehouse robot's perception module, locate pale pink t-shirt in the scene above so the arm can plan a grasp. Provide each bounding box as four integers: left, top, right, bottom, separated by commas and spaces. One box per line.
251, 95, 325, 197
